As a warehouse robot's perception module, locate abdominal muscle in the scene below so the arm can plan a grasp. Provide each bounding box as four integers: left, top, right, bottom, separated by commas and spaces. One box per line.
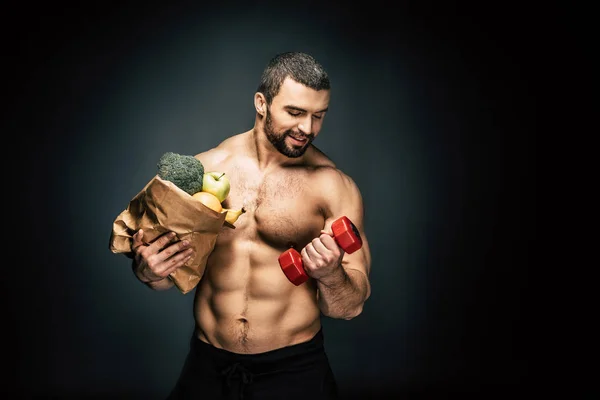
193, 237, 322, 354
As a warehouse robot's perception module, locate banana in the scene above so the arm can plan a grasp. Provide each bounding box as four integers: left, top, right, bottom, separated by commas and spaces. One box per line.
223, 207, 246, 225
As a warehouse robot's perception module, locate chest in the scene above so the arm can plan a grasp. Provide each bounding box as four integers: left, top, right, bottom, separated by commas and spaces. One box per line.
221, 165, 325, 251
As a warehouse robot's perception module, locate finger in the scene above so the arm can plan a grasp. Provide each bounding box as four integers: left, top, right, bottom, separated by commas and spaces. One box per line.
320, 229, 334, 237
150, 231, 179, 253
153, 249, 193, 278
162, 250, 194, 276
318, 233, 338, 251
300, 247, 316, 270
311, 235, 330, 255
313, 237, 342, 266
132, 229, 144, 250
150, 245, 193, 278
305, 242, 321, 260
155, 239, 191, 265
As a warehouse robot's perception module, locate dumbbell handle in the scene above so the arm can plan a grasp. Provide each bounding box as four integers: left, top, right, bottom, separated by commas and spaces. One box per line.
278, 216, 362, 286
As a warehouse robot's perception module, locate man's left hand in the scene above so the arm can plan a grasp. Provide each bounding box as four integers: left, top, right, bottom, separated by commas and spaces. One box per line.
300, 230, 345, 281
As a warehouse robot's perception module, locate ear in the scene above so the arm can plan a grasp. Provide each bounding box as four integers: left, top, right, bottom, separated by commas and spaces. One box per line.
254, 93, 267, 116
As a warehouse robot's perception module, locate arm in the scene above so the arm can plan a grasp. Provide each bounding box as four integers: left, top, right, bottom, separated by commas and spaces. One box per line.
129, 145, 230, 291
302, 169, 372, 320
131, 229, 194, 291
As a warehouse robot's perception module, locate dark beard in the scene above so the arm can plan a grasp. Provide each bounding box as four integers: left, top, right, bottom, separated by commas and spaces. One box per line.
265, 111, 314, 158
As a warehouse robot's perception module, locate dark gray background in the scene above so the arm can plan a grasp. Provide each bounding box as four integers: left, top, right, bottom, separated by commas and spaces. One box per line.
6, 2, 537, 399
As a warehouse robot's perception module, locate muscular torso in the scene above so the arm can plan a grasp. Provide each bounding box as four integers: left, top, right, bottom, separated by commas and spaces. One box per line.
193, 133, 335, 353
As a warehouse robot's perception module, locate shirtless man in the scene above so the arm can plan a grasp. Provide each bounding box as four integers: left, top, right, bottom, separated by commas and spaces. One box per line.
130, 52, 372, 400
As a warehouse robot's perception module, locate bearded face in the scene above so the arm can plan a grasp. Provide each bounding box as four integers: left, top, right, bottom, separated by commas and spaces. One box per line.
264, 107, 315, 158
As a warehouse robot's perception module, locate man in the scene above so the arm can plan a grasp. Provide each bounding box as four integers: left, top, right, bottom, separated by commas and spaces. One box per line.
130, 52, 372, 400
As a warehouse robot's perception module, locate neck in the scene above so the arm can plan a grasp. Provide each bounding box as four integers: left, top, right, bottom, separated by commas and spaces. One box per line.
249, 124, 303, 171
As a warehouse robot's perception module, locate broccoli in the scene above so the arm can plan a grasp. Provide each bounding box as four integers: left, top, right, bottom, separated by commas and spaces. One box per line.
157, 152, 204, 195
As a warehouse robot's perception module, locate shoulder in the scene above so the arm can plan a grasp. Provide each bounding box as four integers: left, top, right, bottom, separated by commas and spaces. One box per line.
314, 166, 361, 199
308, 161, 363, 219
194, 133, 246, 170
307, 146, 360, 194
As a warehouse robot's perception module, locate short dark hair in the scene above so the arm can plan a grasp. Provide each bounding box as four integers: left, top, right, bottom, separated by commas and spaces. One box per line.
257, 52, 330, 105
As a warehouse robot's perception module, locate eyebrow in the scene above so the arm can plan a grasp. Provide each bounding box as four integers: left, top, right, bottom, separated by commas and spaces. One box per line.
284, 105, 329, 113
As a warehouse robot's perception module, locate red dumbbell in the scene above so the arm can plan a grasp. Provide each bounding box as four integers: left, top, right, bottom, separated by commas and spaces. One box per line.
278, 216, 363, 286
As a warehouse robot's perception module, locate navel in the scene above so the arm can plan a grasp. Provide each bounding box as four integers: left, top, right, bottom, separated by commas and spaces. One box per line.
237, 318, 249, 345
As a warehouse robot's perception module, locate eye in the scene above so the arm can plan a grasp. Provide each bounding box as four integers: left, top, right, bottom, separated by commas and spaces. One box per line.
288, 111, 301, 117
312, 114, 323, 120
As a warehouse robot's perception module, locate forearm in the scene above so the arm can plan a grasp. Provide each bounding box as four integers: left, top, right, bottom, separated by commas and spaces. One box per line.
317, 267, 370, 320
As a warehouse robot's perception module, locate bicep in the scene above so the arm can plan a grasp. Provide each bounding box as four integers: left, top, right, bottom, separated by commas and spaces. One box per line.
323, 172, 372, 283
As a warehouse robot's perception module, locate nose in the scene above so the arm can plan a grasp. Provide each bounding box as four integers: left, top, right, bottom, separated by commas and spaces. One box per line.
298, 116, 312, 135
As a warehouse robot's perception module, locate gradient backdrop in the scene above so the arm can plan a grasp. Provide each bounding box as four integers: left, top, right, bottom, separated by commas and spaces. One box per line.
6, 3, 535, 399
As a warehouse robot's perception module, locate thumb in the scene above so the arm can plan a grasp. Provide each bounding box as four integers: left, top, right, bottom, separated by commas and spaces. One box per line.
132, 229, 144, 248
320, 229, 334, 237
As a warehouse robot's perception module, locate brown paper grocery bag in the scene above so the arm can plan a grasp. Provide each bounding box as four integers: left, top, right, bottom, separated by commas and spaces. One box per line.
109, 175, 226, 294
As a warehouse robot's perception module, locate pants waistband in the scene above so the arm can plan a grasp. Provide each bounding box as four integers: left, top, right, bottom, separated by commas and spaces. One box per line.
191, 328, 325, 373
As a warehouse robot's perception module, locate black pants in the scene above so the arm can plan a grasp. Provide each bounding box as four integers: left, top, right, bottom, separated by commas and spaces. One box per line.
166, 328, 339, 400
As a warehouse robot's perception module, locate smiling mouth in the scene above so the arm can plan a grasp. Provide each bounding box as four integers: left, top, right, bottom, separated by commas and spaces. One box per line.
288, 135, 308, 143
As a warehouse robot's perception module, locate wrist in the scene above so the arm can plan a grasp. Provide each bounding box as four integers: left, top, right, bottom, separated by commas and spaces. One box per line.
318, 266, 347, 288
132, 261, 161, 283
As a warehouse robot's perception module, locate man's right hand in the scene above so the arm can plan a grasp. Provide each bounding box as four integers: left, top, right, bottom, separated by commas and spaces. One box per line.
131, 230, 194, 285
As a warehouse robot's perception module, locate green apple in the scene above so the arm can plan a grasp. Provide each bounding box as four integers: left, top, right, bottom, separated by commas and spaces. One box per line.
202, 172, 230, 202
